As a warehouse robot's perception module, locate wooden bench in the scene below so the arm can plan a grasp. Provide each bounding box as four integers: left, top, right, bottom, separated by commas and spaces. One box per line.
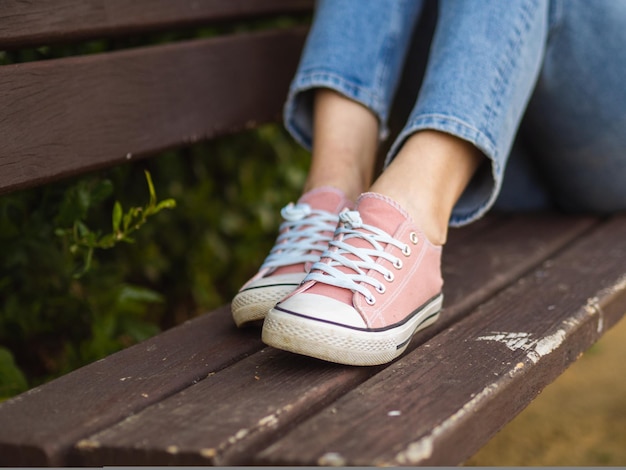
1, 1, 625, 466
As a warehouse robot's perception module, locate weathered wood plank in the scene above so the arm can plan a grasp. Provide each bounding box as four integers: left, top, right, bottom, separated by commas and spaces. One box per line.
0, 306, 263, 466
69, 215, 597, 466
72, 348, 374, 466
257, 216, 626, 466
0, 0, 314, 48
0, 27, 307, 194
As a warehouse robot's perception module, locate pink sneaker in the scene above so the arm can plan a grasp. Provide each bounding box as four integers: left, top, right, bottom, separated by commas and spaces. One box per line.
231, 187, 352, 327
262, 192, 443, 365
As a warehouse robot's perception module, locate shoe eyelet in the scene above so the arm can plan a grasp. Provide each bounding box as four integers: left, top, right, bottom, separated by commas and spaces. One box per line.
376, 284, 386, 294
384, 271, 394, 282
402, 245, 411, 257
410, 232, 419, 244
365, 295, 376, 305
393, 258, 403, 269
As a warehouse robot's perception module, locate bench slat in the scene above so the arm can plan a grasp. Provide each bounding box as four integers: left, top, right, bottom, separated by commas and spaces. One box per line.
0, 306, 263, 466
68, 215, 597, 466
0, 0, 313, 48
257, 216, 626, 466
0, 27, 306, 195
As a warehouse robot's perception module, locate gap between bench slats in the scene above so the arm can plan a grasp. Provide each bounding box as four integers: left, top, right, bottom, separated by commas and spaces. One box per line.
0, 27, 306, 195
69, 215, 597, 466
0, 0, 313, 48
257, 215, 626, 466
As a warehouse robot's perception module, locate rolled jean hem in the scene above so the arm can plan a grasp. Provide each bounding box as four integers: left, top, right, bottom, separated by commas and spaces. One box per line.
283, 71, 391, 151
385, 114, 502, 227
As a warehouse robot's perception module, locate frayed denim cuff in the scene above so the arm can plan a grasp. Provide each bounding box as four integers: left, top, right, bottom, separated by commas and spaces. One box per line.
283, 71, 391, 152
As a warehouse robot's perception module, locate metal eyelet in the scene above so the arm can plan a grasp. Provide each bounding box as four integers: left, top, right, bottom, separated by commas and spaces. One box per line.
410, 232, 419, 244
366, 295, 376, 305
384, 271, 394, 282
376, 284, 386, 294
393, 258, 403, 269
402, 245, 411, 257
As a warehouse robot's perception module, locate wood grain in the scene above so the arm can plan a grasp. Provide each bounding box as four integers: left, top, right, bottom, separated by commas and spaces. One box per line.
0, 306, 263, 466
0, 27, 307, 194
257, 216, 626, 466
67, 215, 598, 466
0, 0, 313, 48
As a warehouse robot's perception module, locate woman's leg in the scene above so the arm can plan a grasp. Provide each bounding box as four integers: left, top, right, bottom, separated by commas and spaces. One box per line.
304, 89, 379, 203
263, 0, 554, 365
380, 0, 550, 229
233, 0, 424, 326
284, 0, 426, 199
520, 0, 626, 212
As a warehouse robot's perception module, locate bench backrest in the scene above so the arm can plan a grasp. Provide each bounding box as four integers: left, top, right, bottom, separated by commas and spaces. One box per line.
0, 0, 313, 195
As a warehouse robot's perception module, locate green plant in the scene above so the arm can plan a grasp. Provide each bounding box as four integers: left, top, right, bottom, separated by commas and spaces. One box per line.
0, 170, 175, 400
55, 171, 176, 278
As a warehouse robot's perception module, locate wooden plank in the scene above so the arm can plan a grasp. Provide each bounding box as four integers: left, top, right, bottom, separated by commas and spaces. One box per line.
416, 214, 597, 344
0, 0, 314, 48
0, 306, 264, 466
72, 348, 374, 466
0, 27, 307, 195
69, 215, 597, 466
257, 216, 626, 466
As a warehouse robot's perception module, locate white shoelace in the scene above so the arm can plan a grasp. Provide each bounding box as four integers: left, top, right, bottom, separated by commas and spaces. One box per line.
307, 209, 409, 305
261, 202, 339, 271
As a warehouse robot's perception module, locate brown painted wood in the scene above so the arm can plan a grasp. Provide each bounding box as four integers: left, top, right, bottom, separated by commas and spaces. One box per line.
0, 27, 307, 195
0, 306, 264, 466
257, 216, 626, 466
68, 215, 598, 466
72, 348, 374, 466
0, 0, 314, 48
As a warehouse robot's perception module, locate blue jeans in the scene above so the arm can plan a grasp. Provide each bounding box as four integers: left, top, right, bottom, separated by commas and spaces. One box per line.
284, 0, 626, 226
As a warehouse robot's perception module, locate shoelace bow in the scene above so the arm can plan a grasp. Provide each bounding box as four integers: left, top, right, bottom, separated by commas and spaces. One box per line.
261, 202, 339, 270
307, 209, 409, 305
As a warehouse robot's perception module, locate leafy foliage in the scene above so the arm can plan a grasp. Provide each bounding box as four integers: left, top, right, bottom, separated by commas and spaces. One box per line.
0, 124, 309, 400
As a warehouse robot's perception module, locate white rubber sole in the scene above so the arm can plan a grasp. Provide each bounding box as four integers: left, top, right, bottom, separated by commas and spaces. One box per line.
262, 294, 443, 366
231, 283, 298, 327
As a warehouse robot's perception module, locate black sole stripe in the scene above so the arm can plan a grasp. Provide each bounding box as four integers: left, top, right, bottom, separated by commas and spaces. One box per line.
395, 311, 440, 350
274, 293, 443, 333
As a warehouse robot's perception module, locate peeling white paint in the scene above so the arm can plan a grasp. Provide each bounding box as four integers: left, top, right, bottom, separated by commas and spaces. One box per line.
584, 296, 605, 334
76, 439, 100, 450
258, 413, 279, 428
476, 330, 567, 365
476, 332, 535, 352
200, 448, 217, 459
528, 330, 566, 364
394, 383, 499, 465
318, 452, 346, 466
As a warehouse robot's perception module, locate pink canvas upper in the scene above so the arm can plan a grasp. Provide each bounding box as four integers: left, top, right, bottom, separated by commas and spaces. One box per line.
283, 192, 443, 329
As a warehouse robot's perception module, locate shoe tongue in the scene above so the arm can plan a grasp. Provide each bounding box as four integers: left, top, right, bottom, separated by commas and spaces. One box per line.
298, 186, 352, 213
355, 192, 410, 234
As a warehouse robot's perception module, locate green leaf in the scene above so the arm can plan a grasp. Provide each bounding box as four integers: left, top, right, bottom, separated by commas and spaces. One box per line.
112, 201, 122, 233
144, 170, 157, 207
155, 199, 177, 212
